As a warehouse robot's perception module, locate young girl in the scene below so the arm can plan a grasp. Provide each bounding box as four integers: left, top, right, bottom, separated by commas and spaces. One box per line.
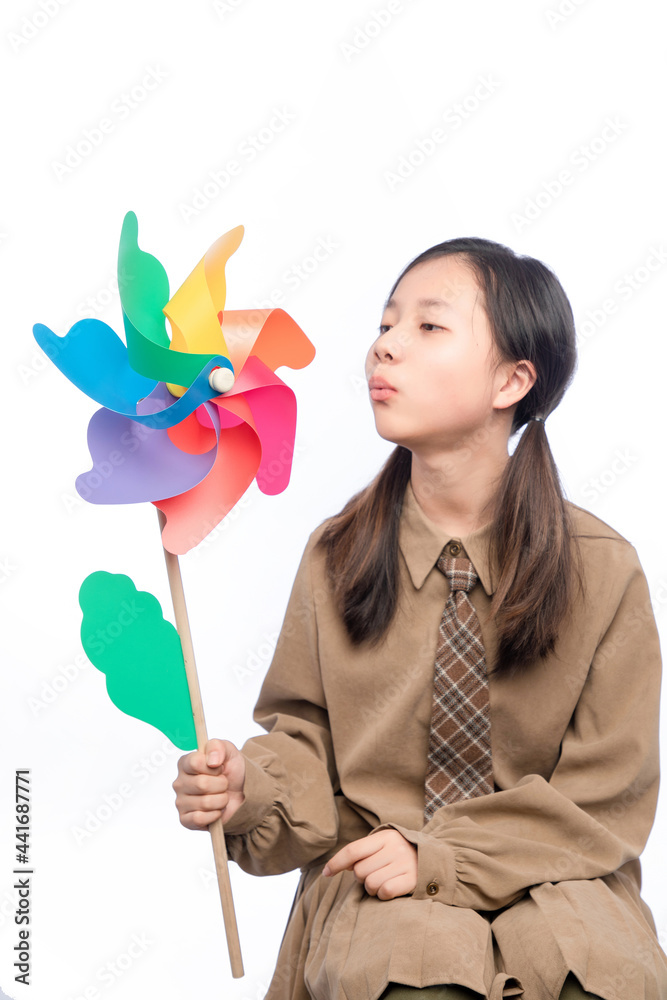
173, 238, 667, 1000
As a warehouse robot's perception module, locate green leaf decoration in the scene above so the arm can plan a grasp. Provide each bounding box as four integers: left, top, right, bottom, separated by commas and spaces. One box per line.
79, 571, 197, 750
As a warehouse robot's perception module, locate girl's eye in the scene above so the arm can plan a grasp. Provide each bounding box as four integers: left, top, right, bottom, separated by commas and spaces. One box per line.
376, 322, 445, 335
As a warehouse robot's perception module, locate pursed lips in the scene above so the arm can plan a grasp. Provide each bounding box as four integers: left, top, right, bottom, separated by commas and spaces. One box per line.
368, 375, 396, 392
368, 373, 397, 401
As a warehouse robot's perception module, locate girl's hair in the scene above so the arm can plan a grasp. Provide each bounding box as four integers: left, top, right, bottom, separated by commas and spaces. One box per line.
319, 237, 582, 678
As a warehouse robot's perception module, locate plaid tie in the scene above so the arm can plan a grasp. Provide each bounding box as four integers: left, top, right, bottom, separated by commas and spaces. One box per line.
424, 542, 493, 820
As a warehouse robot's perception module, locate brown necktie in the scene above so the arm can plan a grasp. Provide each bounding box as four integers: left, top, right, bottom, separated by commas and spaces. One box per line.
424, 542, 493, 820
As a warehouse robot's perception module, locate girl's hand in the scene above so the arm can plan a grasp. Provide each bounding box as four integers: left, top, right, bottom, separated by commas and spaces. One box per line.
173, 738, 246, 830
322, 830, 417, 900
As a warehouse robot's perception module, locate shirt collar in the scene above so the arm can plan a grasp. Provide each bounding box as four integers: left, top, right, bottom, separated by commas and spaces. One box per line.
398, 480, 497, 596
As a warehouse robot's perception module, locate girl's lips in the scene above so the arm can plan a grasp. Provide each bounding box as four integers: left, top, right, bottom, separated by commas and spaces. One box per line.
370, 387, 397, 401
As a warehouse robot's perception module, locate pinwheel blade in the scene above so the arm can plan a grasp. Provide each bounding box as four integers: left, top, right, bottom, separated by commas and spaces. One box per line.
164, 225, 243, 359
154, 422, 261, 554
221, 307, 316, 374
76, 403, 221, 505
33, 318, 156, 412
118, 211, 234, 386
218, 356, 298, 496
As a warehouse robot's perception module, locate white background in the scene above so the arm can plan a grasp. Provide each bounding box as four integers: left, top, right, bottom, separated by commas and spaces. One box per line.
2, 1, 666, 997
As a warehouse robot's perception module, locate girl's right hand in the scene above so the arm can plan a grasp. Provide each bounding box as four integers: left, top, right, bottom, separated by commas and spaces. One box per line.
173, 738, 246, 830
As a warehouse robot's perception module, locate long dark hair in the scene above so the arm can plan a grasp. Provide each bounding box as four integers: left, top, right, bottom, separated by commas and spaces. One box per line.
319, 237, 582, 678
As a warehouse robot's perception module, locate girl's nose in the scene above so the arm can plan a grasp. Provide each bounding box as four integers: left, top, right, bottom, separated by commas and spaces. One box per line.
373, 326, 405, 363
375, 339, 394, 362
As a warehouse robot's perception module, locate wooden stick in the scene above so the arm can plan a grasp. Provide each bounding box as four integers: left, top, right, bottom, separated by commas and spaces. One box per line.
157, 510, 244, 979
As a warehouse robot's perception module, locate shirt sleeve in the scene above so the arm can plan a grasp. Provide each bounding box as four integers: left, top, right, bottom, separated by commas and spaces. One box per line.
381, 541, 662, 911
223, 529, 340, 876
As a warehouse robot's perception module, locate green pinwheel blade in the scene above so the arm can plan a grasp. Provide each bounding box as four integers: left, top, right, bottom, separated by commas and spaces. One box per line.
118, 210, 171, 349
118, 211, 227, 385
79, 571, 197, 751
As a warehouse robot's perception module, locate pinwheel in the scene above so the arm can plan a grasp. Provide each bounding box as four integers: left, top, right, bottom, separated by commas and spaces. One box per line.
33, 212, 316, 978
35, 211, 315, 554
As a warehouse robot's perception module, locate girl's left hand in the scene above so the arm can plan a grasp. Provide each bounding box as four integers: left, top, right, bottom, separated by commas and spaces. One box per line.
322, 829, 418, 900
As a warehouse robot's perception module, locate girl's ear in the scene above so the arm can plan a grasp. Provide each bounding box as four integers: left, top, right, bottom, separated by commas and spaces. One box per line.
493, 359, 537, 411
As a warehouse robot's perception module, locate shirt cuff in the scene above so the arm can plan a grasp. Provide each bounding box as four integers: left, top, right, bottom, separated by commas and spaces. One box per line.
372, 822, 457, 904
221, 753, 278, 836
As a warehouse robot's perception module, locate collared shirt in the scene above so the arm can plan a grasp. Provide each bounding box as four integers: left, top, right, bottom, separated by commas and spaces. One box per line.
398, 484, 497, 596
225, 481, 667, 1000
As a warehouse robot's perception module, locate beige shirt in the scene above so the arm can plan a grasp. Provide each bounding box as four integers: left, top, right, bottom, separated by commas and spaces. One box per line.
225, 482, 667, 1000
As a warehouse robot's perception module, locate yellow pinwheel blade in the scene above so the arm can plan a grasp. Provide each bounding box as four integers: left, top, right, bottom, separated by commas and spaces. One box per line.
164, 224, 244, 396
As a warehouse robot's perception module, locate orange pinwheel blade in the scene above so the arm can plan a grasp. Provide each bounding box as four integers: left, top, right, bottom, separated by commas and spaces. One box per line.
221, 308, 315, 374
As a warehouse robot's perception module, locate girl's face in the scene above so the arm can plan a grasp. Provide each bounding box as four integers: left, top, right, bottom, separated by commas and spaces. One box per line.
365, 255, 515, 455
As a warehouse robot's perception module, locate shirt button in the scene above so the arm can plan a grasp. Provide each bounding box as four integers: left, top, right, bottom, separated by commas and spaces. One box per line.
448, 541, 462, 557
426, 881, 439, 896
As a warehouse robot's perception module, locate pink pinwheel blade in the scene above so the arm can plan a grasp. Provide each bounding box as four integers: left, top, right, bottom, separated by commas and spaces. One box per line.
237, 385, 296, 495
154, 423, 261, 554
214, 356, 297, 495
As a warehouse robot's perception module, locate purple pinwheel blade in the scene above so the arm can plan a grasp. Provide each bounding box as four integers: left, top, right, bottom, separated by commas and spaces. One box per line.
76, 406, 219, 505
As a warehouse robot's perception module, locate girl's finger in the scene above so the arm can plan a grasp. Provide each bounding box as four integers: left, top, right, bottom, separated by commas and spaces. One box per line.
323, 838, 378, 876
375, 873, 415, 901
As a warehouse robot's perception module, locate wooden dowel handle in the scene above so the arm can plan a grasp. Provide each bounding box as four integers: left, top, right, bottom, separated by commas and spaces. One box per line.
158, 511, 244, 978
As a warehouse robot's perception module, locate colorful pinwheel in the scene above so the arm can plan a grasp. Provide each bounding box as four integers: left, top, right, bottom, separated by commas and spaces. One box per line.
34, 211, 315, 553
33, 213, 316, 978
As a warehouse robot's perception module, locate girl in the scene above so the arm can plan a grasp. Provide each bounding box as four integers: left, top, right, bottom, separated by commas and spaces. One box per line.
173, 238, 667, 1000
